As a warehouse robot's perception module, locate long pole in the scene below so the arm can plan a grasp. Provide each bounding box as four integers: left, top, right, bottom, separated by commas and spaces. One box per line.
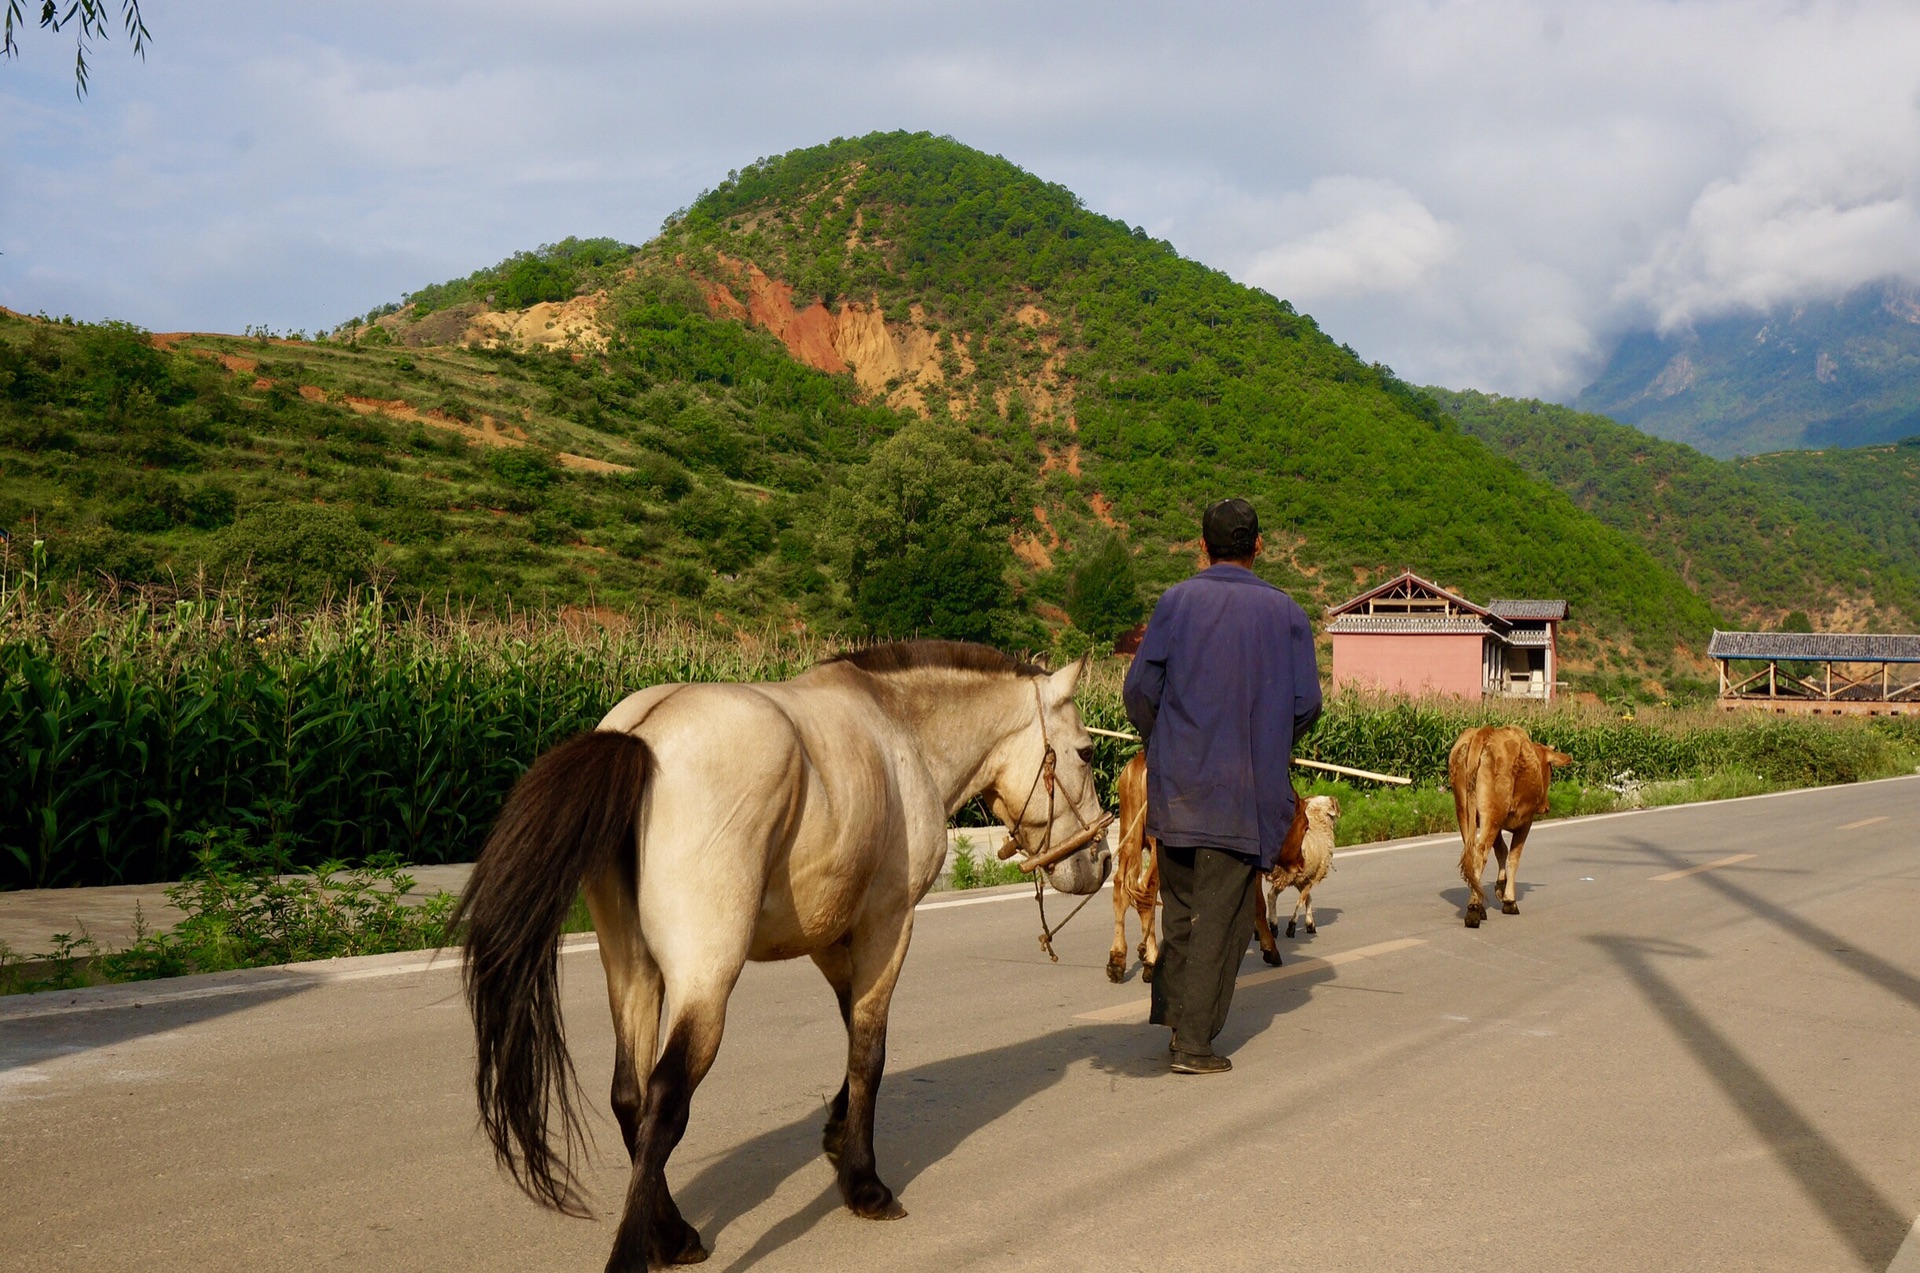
1082, 726, 1413, 785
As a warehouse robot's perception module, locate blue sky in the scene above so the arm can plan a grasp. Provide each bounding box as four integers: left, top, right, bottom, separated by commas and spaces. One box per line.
4, 1, 1919, 398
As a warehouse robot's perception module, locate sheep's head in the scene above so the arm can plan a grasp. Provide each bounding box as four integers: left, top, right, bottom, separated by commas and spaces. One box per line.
1306, 794, 1342, 825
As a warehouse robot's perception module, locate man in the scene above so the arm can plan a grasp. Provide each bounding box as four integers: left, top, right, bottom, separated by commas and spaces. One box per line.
1122, 498, 1322, 1074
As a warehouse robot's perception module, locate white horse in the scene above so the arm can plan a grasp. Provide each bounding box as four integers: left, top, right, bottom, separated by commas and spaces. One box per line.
455, 641, 1112, 1271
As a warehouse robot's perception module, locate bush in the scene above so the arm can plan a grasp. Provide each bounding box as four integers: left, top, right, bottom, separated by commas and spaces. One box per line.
1065, 535, 1143, 642
489, 447, 560, 489
854, 529, 1012, 643
208, 504, 378, 601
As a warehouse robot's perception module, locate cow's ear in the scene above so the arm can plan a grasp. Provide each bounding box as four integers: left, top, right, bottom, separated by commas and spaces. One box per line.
1544, 747, 1573, 767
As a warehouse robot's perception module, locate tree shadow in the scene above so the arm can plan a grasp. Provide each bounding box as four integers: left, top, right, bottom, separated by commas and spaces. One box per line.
1590, 933, 1910, 1268
1629, 837, 1920, 1012
678, 958, 1336, 1270
0, 978, 317, 1072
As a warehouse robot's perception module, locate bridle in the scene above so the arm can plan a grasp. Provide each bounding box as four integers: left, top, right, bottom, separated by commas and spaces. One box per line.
994, 680, 1116, 961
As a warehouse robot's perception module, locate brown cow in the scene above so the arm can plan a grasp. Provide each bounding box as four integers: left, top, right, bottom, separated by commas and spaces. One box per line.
1111, 752, 1317, 980
1108, 753, 1161, 983
1448, 725, 1573, 927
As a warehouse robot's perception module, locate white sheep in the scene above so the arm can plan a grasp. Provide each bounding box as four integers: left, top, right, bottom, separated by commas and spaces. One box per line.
1254, 794, 1341, 962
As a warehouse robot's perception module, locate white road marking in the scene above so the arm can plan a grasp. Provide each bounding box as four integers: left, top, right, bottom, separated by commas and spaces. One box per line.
1650, 853, 1756, 882
1839, 816, 1890, 830
1072, 937, 1428, 1024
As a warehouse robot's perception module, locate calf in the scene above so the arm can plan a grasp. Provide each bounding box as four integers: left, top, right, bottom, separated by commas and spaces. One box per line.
1448, 725, 1573, 927
1107, 753, 1160, 983
1252, 793, 1341, 964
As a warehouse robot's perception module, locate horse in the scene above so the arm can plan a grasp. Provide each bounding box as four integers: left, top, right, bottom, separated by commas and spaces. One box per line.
1448, 724, 1573, 926
454, 641, 1113, 1271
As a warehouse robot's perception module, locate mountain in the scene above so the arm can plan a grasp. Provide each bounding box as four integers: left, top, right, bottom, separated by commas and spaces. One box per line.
2, 131, 1798, 696
1432, 390, 1920, 632
1575, 279, 1920, 458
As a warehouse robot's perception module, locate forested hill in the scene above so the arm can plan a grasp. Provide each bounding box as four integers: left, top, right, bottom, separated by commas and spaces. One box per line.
4, 131, 1774, 696
1432, 390, 1920, 633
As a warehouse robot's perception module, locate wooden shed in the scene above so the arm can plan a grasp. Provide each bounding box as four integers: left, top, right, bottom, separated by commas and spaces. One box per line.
1708, 630, 1920, 714
1326, 571, 1566, 701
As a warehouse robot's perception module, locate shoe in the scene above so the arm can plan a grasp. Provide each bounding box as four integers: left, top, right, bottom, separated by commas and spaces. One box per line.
1170, 1051, 1231, 1075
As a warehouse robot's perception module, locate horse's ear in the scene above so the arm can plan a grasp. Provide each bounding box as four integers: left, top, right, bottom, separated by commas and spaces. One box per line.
1048, 653, 1090, 700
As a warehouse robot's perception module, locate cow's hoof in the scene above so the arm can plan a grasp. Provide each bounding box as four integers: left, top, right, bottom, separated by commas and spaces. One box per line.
1305, 920, 1317, 935
1142, 961, 1157, 985
1464, 904, 1484, 928
1106, 957, 1125, 984
1260, 947, 1282, 966
1502, 900, 1520, 915
1285, 919, 1297, 938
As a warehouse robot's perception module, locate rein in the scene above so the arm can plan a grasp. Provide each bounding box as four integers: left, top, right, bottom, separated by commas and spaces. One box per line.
996, 681, 1116, 962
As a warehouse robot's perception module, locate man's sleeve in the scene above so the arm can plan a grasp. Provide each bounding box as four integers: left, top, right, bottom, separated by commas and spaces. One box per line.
1290, 602, 1323, 737
1123, 597, 1173, 742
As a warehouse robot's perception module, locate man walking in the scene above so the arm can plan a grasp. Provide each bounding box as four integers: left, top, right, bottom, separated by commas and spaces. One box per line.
1122, 498, 1322, 1074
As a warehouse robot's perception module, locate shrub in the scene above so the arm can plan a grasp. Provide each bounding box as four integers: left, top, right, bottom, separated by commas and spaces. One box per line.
488, 447, 560, 489
208, 504, 378, 601
1065, 535, 1143, 642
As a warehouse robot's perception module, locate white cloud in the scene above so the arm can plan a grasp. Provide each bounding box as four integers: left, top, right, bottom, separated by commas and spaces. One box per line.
1245, 178, 1456, 303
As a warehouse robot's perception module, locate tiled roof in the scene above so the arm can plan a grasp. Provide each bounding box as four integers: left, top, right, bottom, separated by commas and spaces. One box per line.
1706, 631, 1920, 663
1326, 615, 1493, 635
1496, 629, 1553, 648
1488, 599, 1568, 621
1326, 570, 1496, 620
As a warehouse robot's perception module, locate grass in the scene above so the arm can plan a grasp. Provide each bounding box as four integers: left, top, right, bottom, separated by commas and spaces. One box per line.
945, 833, 1027, 890
0, 832, 459, 995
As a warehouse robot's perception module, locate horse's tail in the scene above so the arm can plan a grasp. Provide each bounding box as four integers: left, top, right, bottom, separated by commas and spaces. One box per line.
453, 728, 649, 1218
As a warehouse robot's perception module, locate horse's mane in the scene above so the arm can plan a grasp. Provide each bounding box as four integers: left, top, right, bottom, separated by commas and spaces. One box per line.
824, 640, 1046, 679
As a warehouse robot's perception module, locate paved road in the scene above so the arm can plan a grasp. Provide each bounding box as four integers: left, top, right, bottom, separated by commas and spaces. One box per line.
4, 777, 1918, 1272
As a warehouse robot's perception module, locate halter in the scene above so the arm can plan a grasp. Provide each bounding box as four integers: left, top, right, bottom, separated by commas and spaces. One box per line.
995, 680, 1116, 961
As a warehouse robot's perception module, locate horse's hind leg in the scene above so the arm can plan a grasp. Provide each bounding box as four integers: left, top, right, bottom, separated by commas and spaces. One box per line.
605, 920, 751, 1270
1501, 825, 1529, 914
586, 870, 660, 1161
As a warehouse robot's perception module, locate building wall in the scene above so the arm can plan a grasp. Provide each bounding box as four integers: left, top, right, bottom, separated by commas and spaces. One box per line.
1331, 633, 1489, 698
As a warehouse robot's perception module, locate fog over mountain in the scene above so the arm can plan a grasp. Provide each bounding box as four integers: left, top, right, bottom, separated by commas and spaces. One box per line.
4, 1, 1919, 402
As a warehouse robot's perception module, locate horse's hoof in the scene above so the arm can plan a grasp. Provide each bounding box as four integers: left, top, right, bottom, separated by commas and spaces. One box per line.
1106, 958, 1125, 984
1502, 900, 1519, 915
1260, 947, 1282, 966
1142, 961, 1156, 985
847, 1179, 907, 1221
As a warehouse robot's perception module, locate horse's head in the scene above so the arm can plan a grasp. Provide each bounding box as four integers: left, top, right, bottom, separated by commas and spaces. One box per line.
985, 654, 1113, 896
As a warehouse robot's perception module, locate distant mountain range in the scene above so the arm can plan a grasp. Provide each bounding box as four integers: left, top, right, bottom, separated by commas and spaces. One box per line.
1575, 279, 1920, 458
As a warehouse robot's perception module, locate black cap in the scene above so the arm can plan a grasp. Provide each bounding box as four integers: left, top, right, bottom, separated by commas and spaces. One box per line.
1202, 498, 1260, 559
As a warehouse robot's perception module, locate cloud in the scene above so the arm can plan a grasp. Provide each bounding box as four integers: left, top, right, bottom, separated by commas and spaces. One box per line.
4, 0, 1920, 396
1244, 178, 1457, 303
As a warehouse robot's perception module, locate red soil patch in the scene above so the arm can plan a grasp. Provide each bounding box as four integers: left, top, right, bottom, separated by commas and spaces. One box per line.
298, 385, 327, 402
251, 377, 273, 390
1088, 492, 1121, 529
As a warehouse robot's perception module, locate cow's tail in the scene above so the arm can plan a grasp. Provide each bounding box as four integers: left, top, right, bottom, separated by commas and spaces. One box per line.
452, 729, 650, 1218
1452, 728, 1490, 886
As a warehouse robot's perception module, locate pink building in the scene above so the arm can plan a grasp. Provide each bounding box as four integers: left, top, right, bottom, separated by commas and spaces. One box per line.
1326, 571, 1566, 701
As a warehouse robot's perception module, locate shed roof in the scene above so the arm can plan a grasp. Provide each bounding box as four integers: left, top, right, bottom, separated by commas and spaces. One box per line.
1488, 599, 1568, 621
1706, 631, 1920, 663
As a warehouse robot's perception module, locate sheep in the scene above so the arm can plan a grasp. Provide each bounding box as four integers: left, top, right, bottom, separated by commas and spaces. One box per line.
1253, 794, 1341, 964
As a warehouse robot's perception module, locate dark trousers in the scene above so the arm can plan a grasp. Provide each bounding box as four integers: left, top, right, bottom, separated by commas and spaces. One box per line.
1149, 844, 1259, 1055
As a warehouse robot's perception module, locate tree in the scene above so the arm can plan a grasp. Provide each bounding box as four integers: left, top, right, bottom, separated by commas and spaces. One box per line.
209, 505, 378, 604
1065, 535, 1143, 643
853, 528, 1011, 643
3, 1, 149, 97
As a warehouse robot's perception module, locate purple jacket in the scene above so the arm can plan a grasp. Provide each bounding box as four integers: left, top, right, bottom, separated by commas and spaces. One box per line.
1121, 563, 1323, 871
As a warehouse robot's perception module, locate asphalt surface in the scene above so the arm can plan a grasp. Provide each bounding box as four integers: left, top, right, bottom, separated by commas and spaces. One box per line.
3, 776, 1918, 1272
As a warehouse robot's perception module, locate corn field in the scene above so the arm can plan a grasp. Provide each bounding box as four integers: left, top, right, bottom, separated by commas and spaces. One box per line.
4, 572, 1916, 890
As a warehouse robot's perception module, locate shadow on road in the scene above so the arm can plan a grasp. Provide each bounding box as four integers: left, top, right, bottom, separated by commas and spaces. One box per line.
0, 980, 316, 1073
1629, 837, 1920, 1012
678, 956, 1337, 1271
1591, 933, 1910, 1269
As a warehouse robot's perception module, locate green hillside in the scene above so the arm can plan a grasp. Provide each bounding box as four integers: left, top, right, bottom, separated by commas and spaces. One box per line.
1432, 390, 1920, 632
1, 131, 1763, 692
1575, 280, 1920, 457
1738, 438, 1920, 574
